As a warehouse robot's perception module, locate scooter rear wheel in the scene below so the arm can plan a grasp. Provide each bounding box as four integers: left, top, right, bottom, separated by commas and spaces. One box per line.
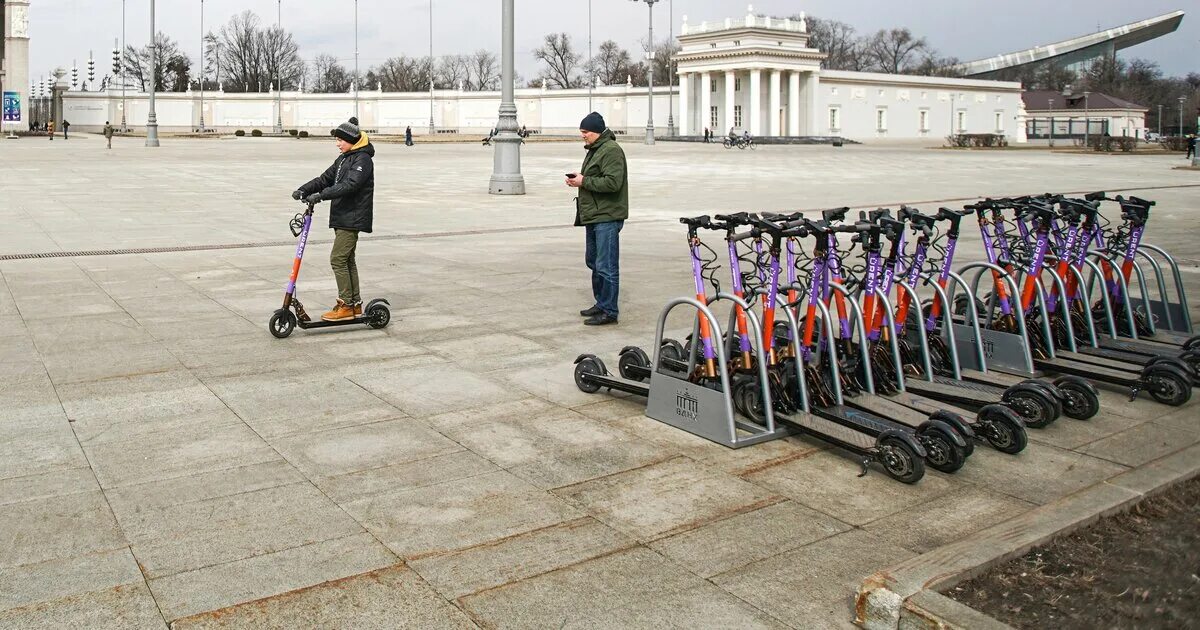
919, 427, 966, 474
269, 308, 297, 338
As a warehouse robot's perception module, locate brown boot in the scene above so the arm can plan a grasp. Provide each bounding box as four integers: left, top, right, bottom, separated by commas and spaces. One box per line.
322, 299, 355, 322
353, 303, 363, 316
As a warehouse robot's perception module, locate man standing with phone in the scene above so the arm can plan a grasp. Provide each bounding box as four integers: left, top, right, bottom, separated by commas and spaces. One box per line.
566, 112, 627, 326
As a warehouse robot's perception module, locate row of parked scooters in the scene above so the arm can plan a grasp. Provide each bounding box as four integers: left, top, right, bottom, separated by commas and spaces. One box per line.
574, 192, 1197, 483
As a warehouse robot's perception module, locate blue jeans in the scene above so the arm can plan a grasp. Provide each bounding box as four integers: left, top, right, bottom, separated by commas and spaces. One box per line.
585, 220, 623, 318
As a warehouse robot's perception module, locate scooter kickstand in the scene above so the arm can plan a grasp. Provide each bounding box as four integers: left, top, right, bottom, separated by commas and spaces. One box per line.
857, 458, 871, 477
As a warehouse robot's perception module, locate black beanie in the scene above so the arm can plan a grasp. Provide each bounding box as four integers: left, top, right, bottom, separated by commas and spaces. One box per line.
579, 111, 605, 133
332, 118, 361, 144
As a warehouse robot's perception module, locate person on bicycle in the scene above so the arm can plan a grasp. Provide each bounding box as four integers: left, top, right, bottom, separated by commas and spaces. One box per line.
292, 117, 375, 322
728, 126, 737, 141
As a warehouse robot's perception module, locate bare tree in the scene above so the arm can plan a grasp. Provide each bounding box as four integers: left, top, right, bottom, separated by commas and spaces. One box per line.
865, 28, 928, 74
375, 56, 431, 92
533, 33, 582, 89
210, 10, 303, 92
589, 40, 632, 86
804, 16, 860, 71
436, 54, 471, 89
260, 24, 305, 90
307, 54, 352, 93
913, 54, 965, 78
646, 37, 680, 87
122, 31, 191, 91
467, 49, 499, 90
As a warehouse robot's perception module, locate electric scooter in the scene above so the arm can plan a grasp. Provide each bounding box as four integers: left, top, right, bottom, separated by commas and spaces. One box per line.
269, 201, 392, 338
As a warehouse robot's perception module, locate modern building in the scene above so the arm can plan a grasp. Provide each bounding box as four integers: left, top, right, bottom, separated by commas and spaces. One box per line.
1022, 90, 1148, 140
958, 10, 1185, 79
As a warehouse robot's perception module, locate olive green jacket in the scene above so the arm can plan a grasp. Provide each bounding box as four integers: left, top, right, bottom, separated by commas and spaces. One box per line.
577, 130, 629, 225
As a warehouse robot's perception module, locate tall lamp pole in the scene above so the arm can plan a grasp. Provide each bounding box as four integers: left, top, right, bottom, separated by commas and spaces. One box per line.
353, 0, 359, 119
274, 0, 283, 134
121, 0, 127, 131
428, 0, 434, 134
667, 0, 674, 136
1047, 97, 1054, 147
199, 0, 205, 132
587, 0, 593, 110
1083, 90, 1090, 146
1179, 96, 1186, 137
488, 0, 524, 195
632, 0, 659, 145
1157, 104, 1162, 138
145, 0, 160, 146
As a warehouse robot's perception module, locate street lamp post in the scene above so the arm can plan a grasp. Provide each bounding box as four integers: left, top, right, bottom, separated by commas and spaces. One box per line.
488, 0, 524, 195
1158, 103, 1163, 138
353, 0, 359, 119
587, 0, 592, 110
199, 0, 205, 132
121, 0, 127, 131
1048, 97, 1055, 147
145, 0, 160, 146
1179, 96, 1186, 137
274, 0, 283, 134
667, 0, 674, 136
1083, 91, 1090, 147
632, 0, 659, 145
428, 0, 434, 134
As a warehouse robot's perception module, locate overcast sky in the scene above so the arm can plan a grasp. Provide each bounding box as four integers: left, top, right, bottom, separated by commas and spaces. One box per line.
23, 0, 1197, 86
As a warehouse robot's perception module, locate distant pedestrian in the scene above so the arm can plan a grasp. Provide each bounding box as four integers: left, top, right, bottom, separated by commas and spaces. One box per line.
29, 119, 35, 133
405, 126, 413, 146
47, 119, 54, 140
1187, 134, 1196, 159
567, 111, 627, 326
704, 127, 711, 143
104, 121, 114, 149
63, 120, 70, 140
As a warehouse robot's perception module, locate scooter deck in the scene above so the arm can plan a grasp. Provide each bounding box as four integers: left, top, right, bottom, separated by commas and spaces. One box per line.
881, 390, 978, 423
1033, 357, 1138, 384
1053, 349, 1151, 372
1090, 338, 1183, 358
297, 316, 374, 330
901, 378, 1001, 407
778, 409, 877, 451
957, 368, 1031, 389
585, 373, 651, 398
843, 392, 932, 429
1126, 330, 1193, 347
817, 403, 922, 440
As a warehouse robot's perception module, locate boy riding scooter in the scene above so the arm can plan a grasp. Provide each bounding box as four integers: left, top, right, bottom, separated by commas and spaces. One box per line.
292, 117, 375, 321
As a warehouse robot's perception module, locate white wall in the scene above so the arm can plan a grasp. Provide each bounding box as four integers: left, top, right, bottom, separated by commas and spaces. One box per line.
61, 74, 1023, 141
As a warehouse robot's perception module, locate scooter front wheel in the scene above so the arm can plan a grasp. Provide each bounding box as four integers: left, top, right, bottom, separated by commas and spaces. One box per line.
366, 302, 391, 329
269, 308, 297, 338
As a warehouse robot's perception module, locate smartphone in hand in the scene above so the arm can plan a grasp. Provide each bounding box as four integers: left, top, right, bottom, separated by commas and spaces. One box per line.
565, 173, 577, 178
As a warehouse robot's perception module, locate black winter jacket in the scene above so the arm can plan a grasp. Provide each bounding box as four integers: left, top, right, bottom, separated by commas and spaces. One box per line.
298, 137, 375, 233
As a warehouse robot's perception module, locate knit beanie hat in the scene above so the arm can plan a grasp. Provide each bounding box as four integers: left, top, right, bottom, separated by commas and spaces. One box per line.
332, 117, 361, 144
579, 111, 606, 133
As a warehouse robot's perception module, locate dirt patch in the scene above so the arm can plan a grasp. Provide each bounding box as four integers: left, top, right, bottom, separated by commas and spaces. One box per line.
946, 476, 1200, 629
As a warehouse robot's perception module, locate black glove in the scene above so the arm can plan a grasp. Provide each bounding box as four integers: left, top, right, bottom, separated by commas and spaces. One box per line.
291, 190, 304, 200
304, 192, 322, 205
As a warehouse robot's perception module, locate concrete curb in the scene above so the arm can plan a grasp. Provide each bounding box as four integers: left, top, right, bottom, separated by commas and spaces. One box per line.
853, 442, 1200, 630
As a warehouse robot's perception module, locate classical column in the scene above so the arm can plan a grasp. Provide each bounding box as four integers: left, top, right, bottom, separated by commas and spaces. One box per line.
723, 70, 735, 132
678, 73, 690, 136
768, 70, 781, 136
788, 71, 801, 135
807, 72, 820, 136
699, 72, 712, 135
749, 69, 762, 136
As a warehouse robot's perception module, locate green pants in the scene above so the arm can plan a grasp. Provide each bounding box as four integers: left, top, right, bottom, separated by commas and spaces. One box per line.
330, 229, 361, 304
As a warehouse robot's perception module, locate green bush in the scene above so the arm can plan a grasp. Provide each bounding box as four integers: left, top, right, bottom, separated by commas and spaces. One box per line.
949, 133, 1007, 148
288, 129, 298, 137
234, 129, 245, 137
251, 129, 263, 137
298, 130, 309, 138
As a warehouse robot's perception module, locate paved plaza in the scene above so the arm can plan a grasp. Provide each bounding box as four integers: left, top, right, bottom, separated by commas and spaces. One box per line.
1, 135, 1198, 628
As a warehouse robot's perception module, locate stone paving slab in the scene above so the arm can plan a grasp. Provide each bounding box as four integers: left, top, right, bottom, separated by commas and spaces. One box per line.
171, 565, 475, 630
0, 140, 1197, 627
